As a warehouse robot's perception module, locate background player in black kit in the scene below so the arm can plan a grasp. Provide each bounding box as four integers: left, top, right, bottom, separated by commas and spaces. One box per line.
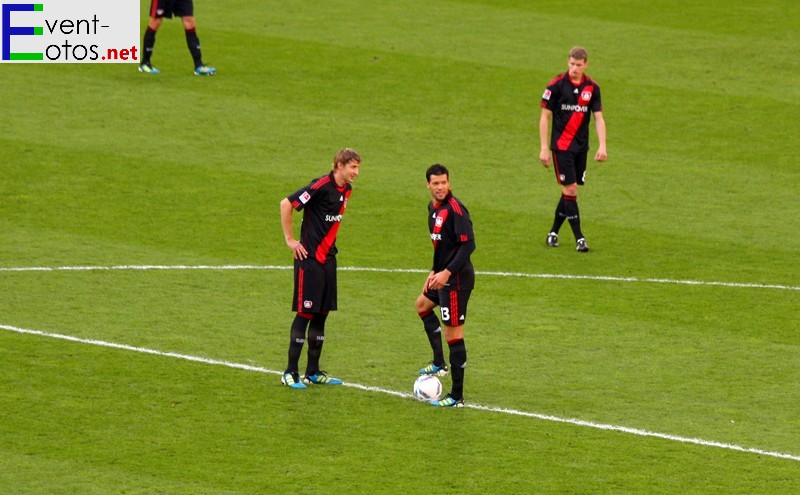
279, 148, 361, 389
415, 164, 475, 407
139, 0, 216, 75
539, 46, 607, 252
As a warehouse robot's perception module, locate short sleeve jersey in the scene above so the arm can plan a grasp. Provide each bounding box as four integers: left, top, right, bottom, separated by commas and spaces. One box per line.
287, 172, 352, 264
540, 73, 602, 152
429, 192, 475, 291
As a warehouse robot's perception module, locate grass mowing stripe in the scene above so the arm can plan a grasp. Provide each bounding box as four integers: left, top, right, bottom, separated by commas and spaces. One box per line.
1, 264, 798, 291
3, 323, 799, 463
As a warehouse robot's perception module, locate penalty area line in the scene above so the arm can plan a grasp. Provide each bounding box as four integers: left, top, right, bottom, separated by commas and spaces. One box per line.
2, 323, 799, 463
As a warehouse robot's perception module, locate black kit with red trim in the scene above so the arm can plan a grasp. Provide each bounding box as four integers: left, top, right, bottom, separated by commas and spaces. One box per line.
540, 72, 603, 153
428, 191, 475, 291
287, 172, 352, 264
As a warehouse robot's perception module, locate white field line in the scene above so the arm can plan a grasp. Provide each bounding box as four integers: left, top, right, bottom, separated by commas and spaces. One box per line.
2, 323, 799, 463
0, 264, 798, 291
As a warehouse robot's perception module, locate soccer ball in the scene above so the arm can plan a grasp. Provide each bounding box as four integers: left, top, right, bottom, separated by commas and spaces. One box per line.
413, 375, 442, 402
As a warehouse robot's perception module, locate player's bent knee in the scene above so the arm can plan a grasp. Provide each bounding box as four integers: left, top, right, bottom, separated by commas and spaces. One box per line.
444, 325, 464, 343
415, 295, 434, 314
562, 185, 578, 196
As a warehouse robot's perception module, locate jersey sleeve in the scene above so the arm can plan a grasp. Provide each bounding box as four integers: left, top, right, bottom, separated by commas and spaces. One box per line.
452, 206, 475, 243
540, 77, 560, 110
286, 178, 320, 211
590, 83, 602, 113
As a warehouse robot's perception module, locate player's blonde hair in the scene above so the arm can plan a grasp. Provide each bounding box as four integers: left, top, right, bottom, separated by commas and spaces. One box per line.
569, 46, 588, 61
333, 148, 361, 169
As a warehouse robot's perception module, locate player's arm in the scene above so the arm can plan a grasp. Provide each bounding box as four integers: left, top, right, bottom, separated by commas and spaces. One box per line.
593, 110, 607, 162
280, 198, 307, 260
445, 239, 475, 275
430, 238, 475, 290
539, 108, 553, 167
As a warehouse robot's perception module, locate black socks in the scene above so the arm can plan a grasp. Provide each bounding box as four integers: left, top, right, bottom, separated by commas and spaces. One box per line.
420, 310, 445, 366
286, 314, 310, 374
142, 28, 156, 65
553, 193, 584, 240
305, 314, 327, 376
185, 28, 203, 67
448, 339, 467, 400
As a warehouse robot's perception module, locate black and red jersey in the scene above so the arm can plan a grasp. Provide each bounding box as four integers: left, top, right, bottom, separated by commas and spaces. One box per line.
287, 172, 351, 264
540, 72, 602, 152
428, 191, 475, 290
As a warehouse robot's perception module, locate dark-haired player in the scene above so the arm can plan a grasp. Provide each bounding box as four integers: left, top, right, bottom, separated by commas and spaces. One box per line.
539, 46, 607, 252
415, 163, 475, 407
139, 0, 216, 75
279, 148, 361, 389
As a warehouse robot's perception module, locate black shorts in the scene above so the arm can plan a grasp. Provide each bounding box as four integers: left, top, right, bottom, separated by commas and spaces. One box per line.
423, 288, 472, 326
553, 150, 587, 186
149, 0, 194, 19
292, 258, 337, 313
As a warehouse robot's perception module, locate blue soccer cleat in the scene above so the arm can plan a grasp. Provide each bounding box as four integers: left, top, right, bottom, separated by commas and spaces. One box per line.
281, 372, 307, 389
419, 362, 449, 377
138, 63, 160, 74
431, 394, 464, 408
303, 371, 343, 385
194, 64, 216, 76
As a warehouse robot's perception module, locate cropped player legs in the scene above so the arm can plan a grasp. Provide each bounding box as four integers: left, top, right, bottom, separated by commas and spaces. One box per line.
437, 289, 470, 401
551, 152, 585, 243
305, 312, 328, 376
286, 312, 312, 374
416, 293, 446, 367
444, 325, 467, 401
560, 185, 584, 242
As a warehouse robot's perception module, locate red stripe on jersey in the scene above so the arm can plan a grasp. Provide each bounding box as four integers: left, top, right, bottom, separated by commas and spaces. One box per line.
449, 291, 459, 325
311, 175, 331, 190
150, 0, 160, 18
315, 188, 351, 263
548, 73, 567, 86
448, 197, 463, 215
556, 84, 595, 151
296, 267, 305, 311
557, 113, 586, 150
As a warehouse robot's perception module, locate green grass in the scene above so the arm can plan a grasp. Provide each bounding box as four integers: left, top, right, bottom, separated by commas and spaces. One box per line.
1, 0, 799, 493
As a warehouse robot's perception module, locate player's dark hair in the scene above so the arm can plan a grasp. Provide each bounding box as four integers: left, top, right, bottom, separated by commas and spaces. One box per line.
333, 148, 361, 169
426, 163, 449, 182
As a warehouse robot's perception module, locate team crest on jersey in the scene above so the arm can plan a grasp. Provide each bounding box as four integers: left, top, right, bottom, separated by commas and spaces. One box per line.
303, 300, 313, 309
542, 89, 551, 100
435, 215, 444, 227
299, 191, 311, 204
581, 91, 592, 101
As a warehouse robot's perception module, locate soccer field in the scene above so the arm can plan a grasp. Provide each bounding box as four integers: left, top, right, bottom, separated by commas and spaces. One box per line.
1, 0, 799, 493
